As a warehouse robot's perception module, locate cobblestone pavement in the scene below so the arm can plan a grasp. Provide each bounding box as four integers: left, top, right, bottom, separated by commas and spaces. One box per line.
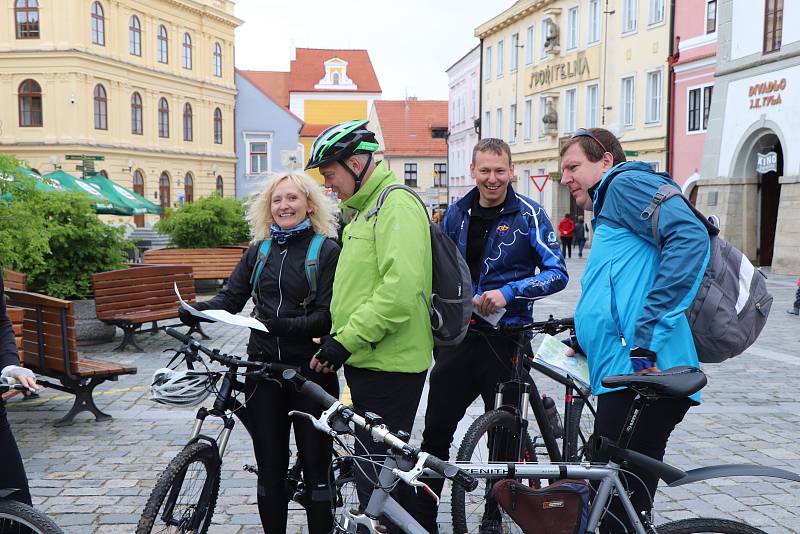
7, 257, 800, 533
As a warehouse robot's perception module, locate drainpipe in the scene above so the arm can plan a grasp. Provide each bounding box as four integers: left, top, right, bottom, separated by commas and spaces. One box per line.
666, 0, 678, 176
477, 38, 484, 140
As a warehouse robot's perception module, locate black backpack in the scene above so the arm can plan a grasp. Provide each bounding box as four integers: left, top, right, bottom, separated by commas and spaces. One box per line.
249, 234, 326, 310
643, 185, 773, 363
366, 184, 473, 346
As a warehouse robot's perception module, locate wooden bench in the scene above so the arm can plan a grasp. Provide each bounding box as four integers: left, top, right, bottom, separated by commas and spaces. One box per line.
7, 306, 24, 354
92, 265, 206, 352
142, 247, 246, 283
2, 269, 27, 291
5, 289, 137, 427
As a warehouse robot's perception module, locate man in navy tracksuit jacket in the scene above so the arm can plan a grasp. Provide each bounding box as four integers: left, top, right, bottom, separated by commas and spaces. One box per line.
417, 138, 568, 532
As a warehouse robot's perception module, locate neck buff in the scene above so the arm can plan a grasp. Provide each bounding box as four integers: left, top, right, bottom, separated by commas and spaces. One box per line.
270, 217, 313, 244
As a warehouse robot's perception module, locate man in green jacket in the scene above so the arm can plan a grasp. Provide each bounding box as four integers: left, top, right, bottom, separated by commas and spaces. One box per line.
306, 119, 433, 526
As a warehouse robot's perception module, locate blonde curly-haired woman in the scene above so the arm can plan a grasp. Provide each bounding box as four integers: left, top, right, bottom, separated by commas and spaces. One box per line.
179, 171, 341, 532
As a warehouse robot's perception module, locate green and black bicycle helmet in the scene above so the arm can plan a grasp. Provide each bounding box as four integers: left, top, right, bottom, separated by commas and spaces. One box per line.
306, 119, 380, 193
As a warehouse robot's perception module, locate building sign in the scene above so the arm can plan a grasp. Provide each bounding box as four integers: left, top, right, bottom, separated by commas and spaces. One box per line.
749, 78, 786, 109
756, 151, 778, 174
526, 48, 600, 94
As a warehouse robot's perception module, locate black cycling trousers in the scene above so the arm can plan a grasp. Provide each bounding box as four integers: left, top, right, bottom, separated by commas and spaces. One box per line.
592, 389, 691, 533
417, 332, 518, 532
244, 368, 339, 534
561, 236, 574, 258
343, 365, 426, 534
0, 407, 32, 506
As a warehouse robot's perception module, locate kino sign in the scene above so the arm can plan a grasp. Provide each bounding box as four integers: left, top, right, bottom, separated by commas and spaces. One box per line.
756, 152, 777, 174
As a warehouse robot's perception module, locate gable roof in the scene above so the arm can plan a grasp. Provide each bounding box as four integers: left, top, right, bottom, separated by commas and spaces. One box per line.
236, 70, 302, 124
290, 48, 382, 93
373, 100, 448, 157
237, 70, 292, 109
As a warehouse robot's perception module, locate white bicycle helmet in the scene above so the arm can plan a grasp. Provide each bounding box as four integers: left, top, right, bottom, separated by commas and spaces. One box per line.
150, 368, 217, 407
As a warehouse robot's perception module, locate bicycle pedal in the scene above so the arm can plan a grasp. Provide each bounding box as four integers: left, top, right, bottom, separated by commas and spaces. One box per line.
242, 464, 258, 474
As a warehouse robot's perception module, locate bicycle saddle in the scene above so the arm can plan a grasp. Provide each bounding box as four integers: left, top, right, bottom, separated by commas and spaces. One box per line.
601, 366, 706, 398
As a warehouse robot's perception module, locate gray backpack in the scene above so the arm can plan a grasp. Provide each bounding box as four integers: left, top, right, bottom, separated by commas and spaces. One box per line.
366, 184, 473, 346
643, 185, 773, 363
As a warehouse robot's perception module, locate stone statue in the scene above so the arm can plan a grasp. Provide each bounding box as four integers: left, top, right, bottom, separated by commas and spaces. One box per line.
542, 100, 558, 131
544, 18, 559, 49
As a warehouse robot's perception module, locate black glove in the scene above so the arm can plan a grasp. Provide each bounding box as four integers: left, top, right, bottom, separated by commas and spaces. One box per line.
178, 304, 212, 327
630, 346, 657, 372
314, 335, 351, 371
264, 317, 292, 336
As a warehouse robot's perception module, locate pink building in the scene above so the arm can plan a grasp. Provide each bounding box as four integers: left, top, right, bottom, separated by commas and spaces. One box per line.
670, 0, 718, 201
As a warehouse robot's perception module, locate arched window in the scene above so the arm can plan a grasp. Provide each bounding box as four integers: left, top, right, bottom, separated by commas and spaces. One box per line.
184, 172, 194, 203
182, 33, 192, 69
216, 175, 223, 197
333, 72, 340, 85
18, 79, 42, 127
129, 15, 141, 56
158, 97, 169, 138
15, 0, 39, 39
213, 42, 222, 77
159, 172, 170, 218
132, 170, 145, 227
213, 107, 222, 144
157, 25, 168, 63
183, 103, 193, 142
131, 92, 143, 135
93, 84, 107, 130
91, 2, 105, 46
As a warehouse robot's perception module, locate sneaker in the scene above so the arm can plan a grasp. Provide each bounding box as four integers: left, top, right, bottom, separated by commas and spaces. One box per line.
788, 308, 800, 316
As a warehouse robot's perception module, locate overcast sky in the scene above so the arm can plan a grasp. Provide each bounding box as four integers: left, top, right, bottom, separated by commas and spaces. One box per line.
233, 0, 513, 100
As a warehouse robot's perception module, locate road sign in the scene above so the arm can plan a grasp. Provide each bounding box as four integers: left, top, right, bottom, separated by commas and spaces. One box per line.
65, 154, 105, 161
624, 150, 639, 157
530, 174, 549, 192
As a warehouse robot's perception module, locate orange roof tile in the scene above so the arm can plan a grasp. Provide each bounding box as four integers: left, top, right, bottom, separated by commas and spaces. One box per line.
300, 123, 331, 137
238, 70, 291, 108
373, 100, 448, 157
290, 48, 381, 93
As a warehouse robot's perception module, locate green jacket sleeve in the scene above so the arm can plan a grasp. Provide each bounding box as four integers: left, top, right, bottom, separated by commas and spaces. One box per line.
335, 192, 431, 353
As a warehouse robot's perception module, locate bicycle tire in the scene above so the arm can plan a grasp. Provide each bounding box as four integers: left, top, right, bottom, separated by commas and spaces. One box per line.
656, 518, 768, 533
136, 441, 221, 534
563, 395, 595, 462
451, 409, 537, 534
0, 499, 63, 534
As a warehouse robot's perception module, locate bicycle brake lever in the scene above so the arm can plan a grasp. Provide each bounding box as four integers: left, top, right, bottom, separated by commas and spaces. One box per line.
288, 409, 336, 436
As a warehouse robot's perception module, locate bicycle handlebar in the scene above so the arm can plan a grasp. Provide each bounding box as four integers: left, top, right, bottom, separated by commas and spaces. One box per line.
282, 369, 479, 492
0, 377, 38, 395
496, 315, 574, 334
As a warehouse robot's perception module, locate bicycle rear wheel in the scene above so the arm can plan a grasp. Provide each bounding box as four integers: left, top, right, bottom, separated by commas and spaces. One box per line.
451, 409, 536, 534
0, 499, 63, 534
136, 441, 221, 534
656, 518, 768, 533
563, 394, 595, 462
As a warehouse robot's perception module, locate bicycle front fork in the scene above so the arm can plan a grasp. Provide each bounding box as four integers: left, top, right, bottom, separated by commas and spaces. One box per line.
189, 407, 235, 456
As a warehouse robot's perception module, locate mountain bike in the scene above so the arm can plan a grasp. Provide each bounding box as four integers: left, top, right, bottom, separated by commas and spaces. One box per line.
135, 328, 356, 534
1, 378, 64, 534
284, 366, 800, 534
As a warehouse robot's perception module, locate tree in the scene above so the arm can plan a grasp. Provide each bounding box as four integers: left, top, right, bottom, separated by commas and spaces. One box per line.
155, 194, 250, 248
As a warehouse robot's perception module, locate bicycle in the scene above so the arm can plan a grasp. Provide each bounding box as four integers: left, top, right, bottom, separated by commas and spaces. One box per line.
0, 378, 64, 534
284, 365, 800, 534
135, 328, 356, 534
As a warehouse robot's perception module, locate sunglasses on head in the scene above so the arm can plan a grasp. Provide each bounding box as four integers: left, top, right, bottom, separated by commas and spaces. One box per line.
571, 128, 609, 154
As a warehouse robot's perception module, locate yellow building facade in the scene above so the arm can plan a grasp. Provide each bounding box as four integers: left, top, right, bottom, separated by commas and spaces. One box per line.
476, 0, 670, 218
0, 0, 240, 226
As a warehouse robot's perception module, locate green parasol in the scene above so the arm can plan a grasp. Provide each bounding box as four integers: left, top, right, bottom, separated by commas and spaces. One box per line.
84, 174, 162, 215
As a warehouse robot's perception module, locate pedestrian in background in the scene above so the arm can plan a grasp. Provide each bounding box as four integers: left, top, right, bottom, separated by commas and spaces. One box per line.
558, 212, 575, 258
788, 277, 800, 315
574, 214, 589, 258
179, 171, 341, 533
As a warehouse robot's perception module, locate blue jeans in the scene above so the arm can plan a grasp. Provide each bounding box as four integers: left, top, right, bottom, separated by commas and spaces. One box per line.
576, 238, 586, 257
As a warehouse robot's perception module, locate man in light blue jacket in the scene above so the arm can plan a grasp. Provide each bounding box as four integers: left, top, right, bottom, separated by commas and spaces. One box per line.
560, 128, 709, 533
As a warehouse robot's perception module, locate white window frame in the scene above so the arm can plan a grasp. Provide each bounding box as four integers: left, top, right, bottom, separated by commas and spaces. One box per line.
484, 110, 491, 137
686, 83, 713, 134
509, 103, 517, 143
484, 46, 492, 80
649, 0, 665, 26
622, 0, 638, 35
524, 99, 532, 140
497, 39, 504, 78
538, 97, 548, 137
586, 84, 599, 128
621, 75, 635, 128
496, 107, 503, 139
564, 88, 577, 135
525, 25, 534, 65
705, 0, 717, 35
243, 132, 273, 175
510, 33, 519, 72
567, 6, 579, 50
540, 19, 549, 59
588, 0, 601, 44
645, 68, 663, 125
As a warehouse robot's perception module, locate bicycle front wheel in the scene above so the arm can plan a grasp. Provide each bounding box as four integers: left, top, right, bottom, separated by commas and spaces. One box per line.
451, 409, 536, 534
0, 499, 63, 534
656, 518, 768, 534
563, 394, 595, 462
137, 441, 221, 534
